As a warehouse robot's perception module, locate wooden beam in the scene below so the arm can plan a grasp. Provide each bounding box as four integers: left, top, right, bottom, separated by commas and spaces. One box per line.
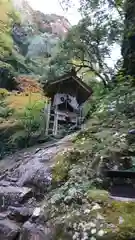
53, 105, 58, 136
45, 100, 51, 136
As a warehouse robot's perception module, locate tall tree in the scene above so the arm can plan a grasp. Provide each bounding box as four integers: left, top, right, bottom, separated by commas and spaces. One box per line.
121, 0, 135, 76
47, 0, 123, 86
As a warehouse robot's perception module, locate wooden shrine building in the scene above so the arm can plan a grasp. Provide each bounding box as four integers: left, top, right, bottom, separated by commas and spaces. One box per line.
43, 68, 92, 136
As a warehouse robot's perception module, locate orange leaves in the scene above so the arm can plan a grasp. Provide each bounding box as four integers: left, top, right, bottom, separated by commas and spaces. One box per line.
16, 75, 43, 93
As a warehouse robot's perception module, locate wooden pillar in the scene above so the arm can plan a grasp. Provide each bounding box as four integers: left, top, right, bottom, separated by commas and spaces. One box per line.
45, 99, 51, 136
53, 105, 58, 136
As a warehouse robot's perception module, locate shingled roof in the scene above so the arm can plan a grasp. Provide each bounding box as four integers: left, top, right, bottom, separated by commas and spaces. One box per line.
43, 69, 92, 104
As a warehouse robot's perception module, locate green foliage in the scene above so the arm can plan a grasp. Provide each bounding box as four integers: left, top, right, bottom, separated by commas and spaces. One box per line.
86, 189, 109, 202
56, 0, 123, 86
0, 0, 29, 88
115, 0, 123, 7
16, 100, 46, 135
7, 50, 32, 74
0, 0, 20, 57
0, 89, 14, 118
0, 32, 13, 56
9, 100, 46, 149
47, 17, 121, 85
121, 0, 135, 76
8, 9, 21, 24
103, 201, 135, 239
52, 153, 71, 184
82, 79, 109, 118
52, 149, 85, 184
0, 105, 13, 118
0, 88, 9, 99
61, 0, 124, 13
0, 61, 17, 90
9, 129, 29, 149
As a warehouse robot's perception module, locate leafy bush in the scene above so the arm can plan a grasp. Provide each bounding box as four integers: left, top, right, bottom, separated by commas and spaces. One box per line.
0, 88, 14, 118
0, 0, 18, 58
9, 130, 29, 149
82, 80, 109, 118
0, 106, 14, 118
0, 61, 17, 90
0, 88, 9, 99
10, 100, 46, 148
17, 100, 46, 133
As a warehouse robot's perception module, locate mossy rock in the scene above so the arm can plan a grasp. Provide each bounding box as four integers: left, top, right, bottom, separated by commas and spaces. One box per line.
53, 222, 72, 240
48, 190, 135, 240
52, 149, 85, 184
86, 189, 110, 203
102, 200, 135, 240
52, 153, 71, 184
86, 189, 135, 239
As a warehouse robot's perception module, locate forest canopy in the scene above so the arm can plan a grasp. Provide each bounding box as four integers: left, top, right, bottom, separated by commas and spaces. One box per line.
42, 0, 133, 87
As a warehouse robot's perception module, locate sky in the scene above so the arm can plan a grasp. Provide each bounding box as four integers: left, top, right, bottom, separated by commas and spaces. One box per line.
28, 0, 81, 25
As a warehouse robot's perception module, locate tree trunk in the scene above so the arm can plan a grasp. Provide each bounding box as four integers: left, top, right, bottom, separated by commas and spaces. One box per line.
122, 0, 135, 76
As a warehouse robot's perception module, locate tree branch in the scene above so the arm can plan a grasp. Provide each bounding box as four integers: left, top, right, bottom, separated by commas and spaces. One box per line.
68, 61, 108, 87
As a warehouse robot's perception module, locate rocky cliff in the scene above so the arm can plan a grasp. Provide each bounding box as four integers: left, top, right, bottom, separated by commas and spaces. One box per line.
12, 0, 70, 36
0, 0, 71, 89
11, 0, 71, 58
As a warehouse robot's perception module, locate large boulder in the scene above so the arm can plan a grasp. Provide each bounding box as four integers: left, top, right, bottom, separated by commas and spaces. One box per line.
0, 218, 20, 240
0, 186, 32, 211
8, 206, 33, 223
19, 221, 53, 240
16, 156, 52, 192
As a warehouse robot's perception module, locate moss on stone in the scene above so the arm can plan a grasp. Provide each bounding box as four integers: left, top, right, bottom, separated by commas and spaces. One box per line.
52, 148, 87, 184
52, 153, 71, 184
86, 189, 135, 239
102, 200, 135, 239
53, 222, 72, 240
86, 189, 110, 203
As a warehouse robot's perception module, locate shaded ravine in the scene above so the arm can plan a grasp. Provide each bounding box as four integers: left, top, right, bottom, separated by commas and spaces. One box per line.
0, 133, 77, 240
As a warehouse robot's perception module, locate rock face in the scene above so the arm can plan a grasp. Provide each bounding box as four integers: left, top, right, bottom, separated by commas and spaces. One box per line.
32, 12, 70, 37
11, 0, 71, 58
0, 135, 73, 239
0, 0, 71, 90
19, 221, 53, 240
8, 206, 33, 223
12, 0, 71, 36
12, 0, 34, 24
13, 146, 60, 191
0, 218, 20, 240
0, 186, 32, 211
